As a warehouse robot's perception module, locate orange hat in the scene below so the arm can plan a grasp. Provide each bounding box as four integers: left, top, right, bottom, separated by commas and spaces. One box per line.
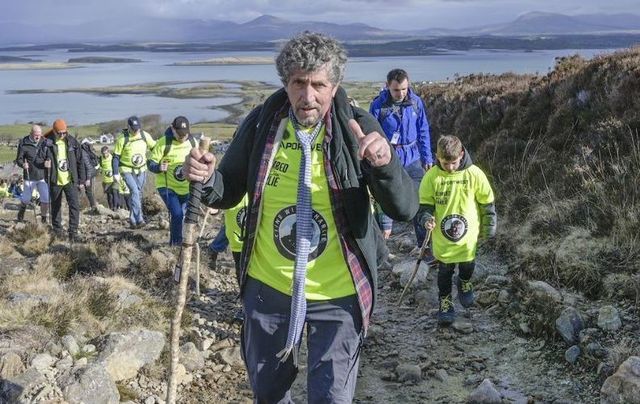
53, 119, 67, 132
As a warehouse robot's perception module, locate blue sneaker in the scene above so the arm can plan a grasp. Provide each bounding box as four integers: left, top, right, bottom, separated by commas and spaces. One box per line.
437, 295, 455, 325
457, 278, 475, 308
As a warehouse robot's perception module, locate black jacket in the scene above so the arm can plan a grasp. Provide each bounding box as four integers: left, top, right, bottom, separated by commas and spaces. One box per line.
15, 135, 46, 181
36, 133, 85, 185
80, 143, 98, 180
201, 86, 418, 304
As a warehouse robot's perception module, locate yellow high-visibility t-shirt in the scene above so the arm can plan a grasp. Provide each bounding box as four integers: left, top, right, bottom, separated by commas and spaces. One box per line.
149, 135, 194, 196
56, 139, 71, 186
248, 120, 356, 300
419, 164, 494, 263
113, 130, 156, 173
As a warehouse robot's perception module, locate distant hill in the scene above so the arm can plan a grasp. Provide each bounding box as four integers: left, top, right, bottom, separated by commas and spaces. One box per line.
1, 12, 639, 46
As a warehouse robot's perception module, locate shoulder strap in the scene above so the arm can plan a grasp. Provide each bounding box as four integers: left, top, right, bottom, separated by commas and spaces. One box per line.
162, 133, 173, 159
122, 130, 130, 149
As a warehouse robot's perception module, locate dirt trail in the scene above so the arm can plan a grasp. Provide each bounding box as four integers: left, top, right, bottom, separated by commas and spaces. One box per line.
183, 220, 600, 403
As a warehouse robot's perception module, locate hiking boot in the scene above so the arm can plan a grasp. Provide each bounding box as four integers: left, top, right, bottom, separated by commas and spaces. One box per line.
136, 222, 147, 229
41, 215, 48, 224
437, 295, 455, 325
68, 233, 85, 243
457, 278, 475, 308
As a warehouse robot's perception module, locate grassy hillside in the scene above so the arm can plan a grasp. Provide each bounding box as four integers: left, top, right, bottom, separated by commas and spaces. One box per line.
420, 47, 640, 302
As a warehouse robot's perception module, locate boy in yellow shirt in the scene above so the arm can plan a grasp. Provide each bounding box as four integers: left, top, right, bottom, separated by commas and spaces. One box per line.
418, 135, 497, 325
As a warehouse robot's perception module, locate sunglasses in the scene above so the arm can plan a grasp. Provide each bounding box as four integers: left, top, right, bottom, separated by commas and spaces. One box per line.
57, 131, 68, 135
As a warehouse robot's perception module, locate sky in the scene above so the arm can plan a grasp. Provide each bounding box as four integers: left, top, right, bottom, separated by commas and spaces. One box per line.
2, 0, 639, 30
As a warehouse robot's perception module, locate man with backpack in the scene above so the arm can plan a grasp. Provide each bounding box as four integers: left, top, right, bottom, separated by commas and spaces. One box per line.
147, 116, 196, 245
369, 68, 433, 249
112, 116, 156, 228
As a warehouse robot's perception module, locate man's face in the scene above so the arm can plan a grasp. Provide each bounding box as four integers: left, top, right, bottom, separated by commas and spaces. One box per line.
451, 221, 462, 237
438, 153, 463, 173
387, 79, 409, 102
172, 127, 189, 143
55, 129, 67, 140
31, 128, 42, 142
285, 64, 339, 127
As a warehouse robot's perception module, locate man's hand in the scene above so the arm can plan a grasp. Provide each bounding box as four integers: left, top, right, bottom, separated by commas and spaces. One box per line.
44, 159, 51, 169
185, 148, 216, 183
23, 161, 29, 171
349, 119, 391, 167
78, 184, 85, 191
85, 180, 90, 187
160, 160, 169, 172
113, 174, 120, 183
424, 216, 436, 231
423, 163, 432, 171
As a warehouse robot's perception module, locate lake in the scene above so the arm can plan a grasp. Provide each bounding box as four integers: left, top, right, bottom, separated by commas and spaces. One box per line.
0, 48, 616, 126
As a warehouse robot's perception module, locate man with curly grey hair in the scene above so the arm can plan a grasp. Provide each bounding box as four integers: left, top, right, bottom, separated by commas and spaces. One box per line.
184, 31, 417, 402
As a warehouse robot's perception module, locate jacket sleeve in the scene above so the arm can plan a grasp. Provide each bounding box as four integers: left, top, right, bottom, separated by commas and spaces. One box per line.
479, 202, 497, 239
415, 203, 435, 230
34, 141, 50, 168
201, 107, 261, 209
76, 144, 87, 183
354, 108, 418, 222
416, 98, 433, 166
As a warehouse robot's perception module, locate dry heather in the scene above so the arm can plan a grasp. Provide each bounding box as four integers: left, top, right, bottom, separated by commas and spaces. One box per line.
420, 47, 640, 302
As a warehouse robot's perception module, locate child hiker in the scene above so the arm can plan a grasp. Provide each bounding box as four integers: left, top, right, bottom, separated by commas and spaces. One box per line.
417, 135, 497, 325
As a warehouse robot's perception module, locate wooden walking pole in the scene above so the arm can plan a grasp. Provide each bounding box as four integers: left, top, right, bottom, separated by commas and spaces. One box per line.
397, 226, 433, 306
193, 207, 211, 297
166, 136, 210, 404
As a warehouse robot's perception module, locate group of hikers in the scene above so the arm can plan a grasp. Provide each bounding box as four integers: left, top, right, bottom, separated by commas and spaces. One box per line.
8, 32, 497, 403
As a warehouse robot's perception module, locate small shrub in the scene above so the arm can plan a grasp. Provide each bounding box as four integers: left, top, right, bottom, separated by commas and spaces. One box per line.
87, 283, 118, 320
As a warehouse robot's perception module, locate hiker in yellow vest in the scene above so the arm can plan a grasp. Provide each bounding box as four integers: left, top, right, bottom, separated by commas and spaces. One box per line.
148, 116, 197, 245
99, 146, 120, 210
38, 119, 85, 242
417, 135, 497, 325
112, 116, 156, 228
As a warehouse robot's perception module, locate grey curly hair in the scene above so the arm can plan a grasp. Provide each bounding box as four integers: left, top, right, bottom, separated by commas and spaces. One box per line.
275, 32, 347, 86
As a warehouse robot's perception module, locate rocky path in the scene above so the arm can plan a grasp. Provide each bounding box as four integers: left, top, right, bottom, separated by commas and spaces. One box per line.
181, 222, 608, 403
1, 203, 637, 403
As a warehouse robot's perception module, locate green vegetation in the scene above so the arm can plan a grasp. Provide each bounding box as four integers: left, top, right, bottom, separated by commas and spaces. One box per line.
420, 47, 640, 302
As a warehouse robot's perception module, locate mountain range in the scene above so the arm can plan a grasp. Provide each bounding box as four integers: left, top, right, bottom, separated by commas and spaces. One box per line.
2, 12, 640, 45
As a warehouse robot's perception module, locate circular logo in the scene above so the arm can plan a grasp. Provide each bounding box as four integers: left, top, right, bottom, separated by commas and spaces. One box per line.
131, 153, 144, 167
273, 206, 328, 261
441, 214, 468, 242
174, 165, 186, 181
58, 159, 69, 172
236, 207, 247, 229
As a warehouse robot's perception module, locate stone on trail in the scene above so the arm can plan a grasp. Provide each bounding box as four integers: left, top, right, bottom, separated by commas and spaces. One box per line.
395, 363, 422, 383
564, 345, 581, 365
179, 342, 205, 371
597, 305, 622, 331
61, 363, 120, 404
555, 307, 584, 345
600, 356, 640, 404
527, 280, 562, 303
468, 378, 502, 403
0, 352, 24, 378
96, 329, 165, 381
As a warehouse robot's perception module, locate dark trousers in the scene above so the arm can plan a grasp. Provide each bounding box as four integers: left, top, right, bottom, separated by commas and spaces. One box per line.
103, 183, 120, 211
83, 177, 96, 208
242, 277, 362, 404
438, 260, 475, 298
121, 194, 131, 211
50, 183, 80, 235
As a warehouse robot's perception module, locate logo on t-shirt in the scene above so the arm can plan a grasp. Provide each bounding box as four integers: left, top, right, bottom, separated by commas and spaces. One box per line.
273, 205, 328, 261
58, 159, 69, 172
174, 165, 186, 181
131, 153, 144, 167
236, 207, 247, 229
441, 214, 468, 242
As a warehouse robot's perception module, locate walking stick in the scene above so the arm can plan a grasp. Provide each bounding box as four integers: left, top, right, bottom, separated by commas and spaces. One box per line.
193, 207, 211, 297
166, 137, 210, 404
397, 226, 434, 306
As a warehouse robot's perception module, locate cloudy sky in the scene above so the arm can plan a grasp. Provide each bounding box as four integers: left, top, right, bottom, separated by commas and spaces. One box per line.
2, 0, 639, 29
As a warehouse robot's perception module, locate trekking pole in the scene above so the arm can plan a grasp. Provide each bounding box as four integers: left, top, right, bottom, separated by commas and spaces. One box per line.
193, 207, 211, 296
397, 226, 433, 306
164, 165, 171, 240
166, 136, 210, 404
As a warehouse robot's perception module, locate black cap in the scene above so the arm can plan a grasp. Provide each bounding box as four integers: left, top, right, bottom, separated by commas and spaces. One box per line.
171, 116, 190, 136
127, 116, 141, 130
